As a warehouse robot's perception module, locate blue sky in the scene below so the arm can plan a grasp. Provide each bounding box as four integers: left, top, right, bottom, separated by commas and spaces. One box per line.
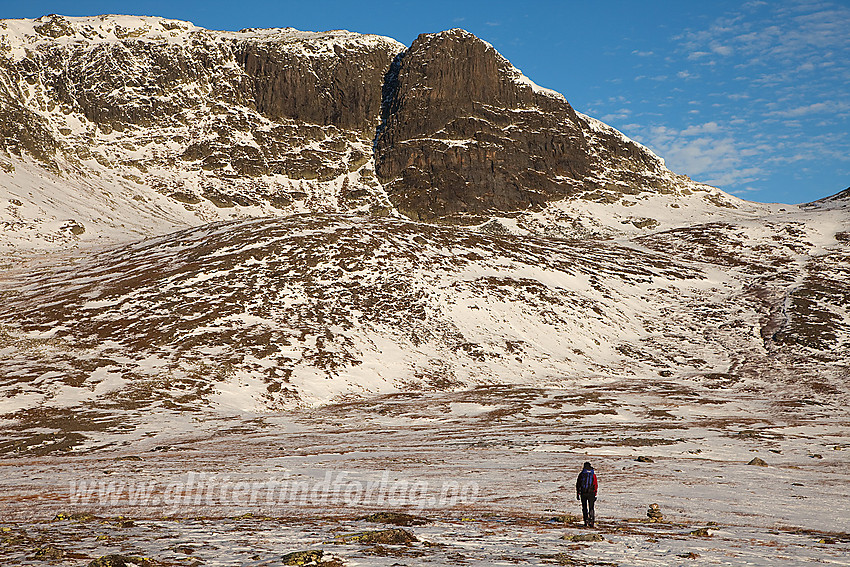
4, 0, 849, 204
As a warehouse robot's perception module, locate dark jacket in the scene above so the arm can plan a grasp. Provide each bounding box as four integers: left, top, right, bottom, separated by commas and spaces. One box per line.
576, 467, 598, 497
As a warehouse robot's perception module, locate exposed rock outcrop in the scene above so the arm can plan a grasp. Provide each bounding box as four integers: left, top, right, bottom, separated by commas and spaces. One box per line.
375, 29, 591, 221
237, 33, 398, 133
374, 29, 691, 222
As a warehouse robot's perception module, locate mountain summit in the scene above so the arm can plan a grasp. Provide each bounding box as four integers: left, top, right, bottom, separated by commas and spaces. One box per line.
375, 28, 687, 221
0, 15, 736, 249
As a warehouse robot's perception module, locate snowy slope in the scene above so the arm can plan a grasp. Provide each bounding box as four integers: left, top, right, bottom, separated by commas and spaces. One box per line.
1, 210, 847, 420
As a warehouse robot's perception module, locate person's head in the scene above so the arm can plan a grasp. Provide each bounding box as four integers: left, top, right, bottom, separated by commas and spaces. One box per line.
583, 461, 592, 470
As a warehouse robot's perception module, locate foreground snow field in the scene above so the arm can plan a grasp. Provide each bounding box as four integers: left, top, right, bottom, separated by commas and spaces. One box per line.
1, 385, 848, 565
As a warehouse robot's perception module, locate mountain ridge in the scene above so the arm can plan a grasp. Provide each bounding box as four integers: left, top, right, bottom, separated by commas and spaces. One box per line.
1, 14, 750, 252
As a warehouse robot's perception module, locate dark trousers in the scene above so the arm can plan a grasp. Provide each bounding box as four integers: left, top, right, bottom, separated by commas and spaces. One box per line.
580, 495, 596, 527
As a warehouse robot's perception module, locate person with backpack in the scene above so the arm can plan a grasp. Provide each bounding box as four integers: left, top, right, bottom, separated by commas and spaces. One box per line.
576, 461, 598, 527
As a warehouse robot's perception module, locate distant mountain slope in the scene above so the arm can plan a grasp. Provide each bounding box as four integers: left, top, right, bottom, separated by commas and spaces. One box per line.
1, 15, 746, 251
806, 187, 850, 209
1, 212, 847, 421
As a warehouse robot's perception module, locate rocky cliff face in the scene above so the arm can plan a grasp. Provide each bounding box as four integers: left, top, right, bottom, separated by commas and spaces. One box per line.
0, 15, 730, 249
374, 29, 696, 222
374, 29, 590, 220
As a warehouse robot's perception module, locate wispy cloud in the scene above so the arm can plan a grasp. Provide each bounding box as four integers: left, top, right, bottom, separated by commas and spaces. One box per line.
768, 101, 850, 118
579, 0, 848, 199
638, 123, 763, 187
710, 44, 733, 56
679, 122, 722, 136
601, 108, 632, 123
678, 1, 850, 78
630, 1, 848, 195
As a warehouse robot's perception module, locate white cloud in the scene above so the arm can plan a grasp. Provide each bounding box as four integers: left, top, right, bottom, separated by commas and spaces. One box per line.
687, 51, 711, 60
601, 108, 632, 123
680, 122, 722, 136
583, 0, 849, 198
768, 101, 849, 117
645, 0, 850, 194
637, 123, 764, 188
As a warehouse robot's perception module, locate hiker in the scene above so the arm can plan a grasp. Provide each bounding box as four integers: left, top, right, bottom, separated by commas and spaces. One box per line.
576, 461, 598, 527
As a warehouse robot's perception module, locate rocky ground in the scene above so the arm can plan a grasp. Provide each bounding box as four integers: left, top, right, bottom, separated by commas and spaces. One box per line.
2, 385, 848, 565
3, 511, 849, 566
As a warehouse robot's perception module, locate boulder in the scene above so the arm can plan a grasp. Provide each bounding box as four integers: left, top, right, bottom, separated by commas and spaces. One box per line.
281, 549, 324, 565
361, 511, 430, 526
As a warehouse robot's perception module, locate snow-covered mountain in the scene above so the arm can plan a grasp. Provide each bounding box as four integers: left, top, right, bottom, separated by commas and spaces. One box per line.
0, 15, 403, 250
0, 14, 749, 251
0, 15, 848, 445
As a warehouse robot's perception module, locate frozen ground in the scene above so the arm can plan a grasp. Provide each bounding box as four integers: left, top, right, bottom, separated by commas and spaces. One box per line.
1, 385, 848, 565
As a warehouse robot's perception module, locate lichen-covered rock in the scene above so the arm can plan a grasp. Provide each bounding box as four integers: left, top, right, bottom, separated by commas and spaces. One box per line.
338, 528, 417, 545
87, 555, 151, 567
281, 549, 324, 565
32, 545, 64, 560
361, 511, 430, 526
52, 512, 96, 522
546, 514, 582, 525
